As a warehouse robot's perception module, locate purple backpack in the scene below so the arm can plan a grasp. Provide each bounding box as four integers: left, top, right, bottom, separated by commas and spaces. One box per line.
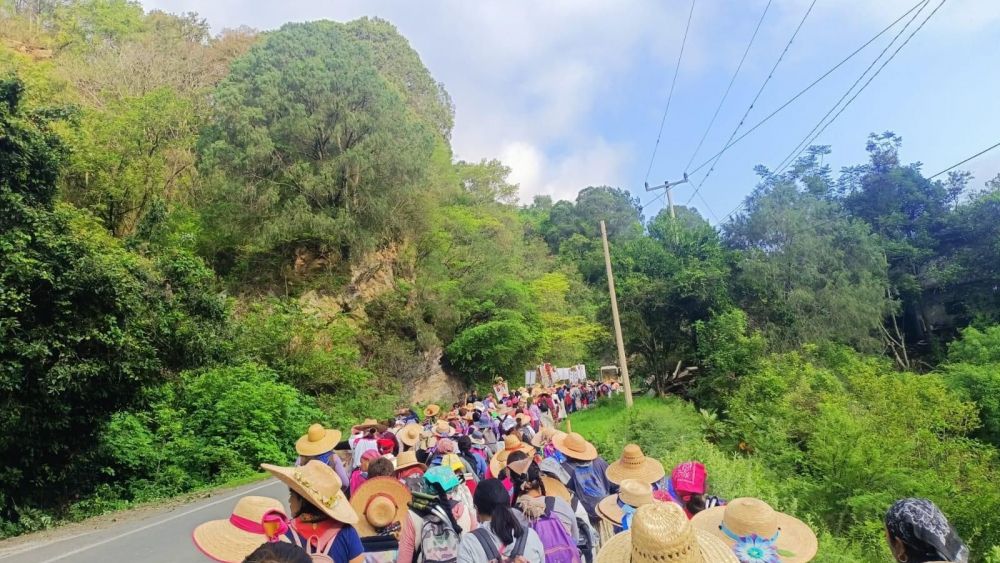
531, 497, 581, 563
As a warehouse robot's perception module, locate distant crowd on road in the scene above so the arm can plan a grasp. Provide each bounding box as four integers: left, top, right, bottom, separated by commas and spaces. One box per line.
190, 377, 970, 563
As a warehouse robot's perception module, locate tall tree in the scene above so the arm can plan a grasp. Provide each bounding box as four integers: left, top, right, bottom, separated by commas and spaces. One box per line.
727, 158, 892, 354
197, 20, 436, 278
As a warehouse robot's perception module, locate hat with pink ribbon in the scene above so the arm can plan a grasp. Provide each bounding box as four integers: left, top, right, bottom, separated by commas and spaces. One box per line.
192, 496, 288, 563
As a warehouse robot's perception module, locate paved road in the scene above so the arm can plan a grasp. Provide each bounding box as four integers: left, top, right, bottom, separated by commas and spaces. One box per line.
0, 479, 288, 563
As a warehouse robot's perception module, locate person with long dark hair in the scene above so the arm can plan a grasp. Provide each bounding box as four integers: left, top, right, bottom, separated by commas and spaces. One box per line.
458, 478, 544, 562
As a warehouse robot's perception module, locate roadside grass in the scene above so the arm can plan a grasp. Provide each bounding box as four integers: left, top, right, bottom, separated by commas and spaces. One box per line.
563, 395, 873, 562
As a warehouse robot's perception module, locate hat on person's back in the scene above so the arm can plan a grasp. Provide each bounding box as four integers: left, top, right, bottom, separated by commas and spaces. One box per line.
691, 498, 818, 563
397, 423, 423, 447
607, 444, 665, 486
192, 496, 287, 563
596, 502, 738, 563
350, 477, 412, 537
261, 460, 357, 525
597, 479, 655, 527
296, 423, 342, 457
423, 404, 441, 418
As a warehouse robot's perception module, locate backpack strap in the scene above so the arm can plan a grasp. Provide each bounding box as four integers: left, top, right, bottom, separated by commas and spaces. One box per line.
472, 527, 502, 561
543, 496, 556, 518
508, 528, 529, 558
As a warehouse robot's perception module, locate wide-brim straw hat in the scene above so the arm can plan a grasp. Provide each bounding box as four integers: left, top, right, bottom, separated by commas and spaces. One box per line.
397, 423, 423, 447
350, 477, 412, 537
597, 479, 655, 526
394, 450, 427, 473
352, 418, 384, 433
432, 420, 454, 437
607, 444, 665, 485
423, 404, 441, 417
261, 460, 357, 525
192, 496, 287, 563
296, 423, 342, 457
515, 413, 532, 426
541, 476, 572, 504
691, 498, 818, 563
596, 502, 738, 563
490, 435, 535, 476
531, 427, 566, 448
554, 432, 598, 461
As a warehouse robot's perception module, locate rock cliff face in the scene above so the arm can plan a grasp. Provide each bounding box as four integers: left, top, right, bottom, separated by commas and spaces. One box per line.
408, 347, 467, 406
298, 243, 466, 405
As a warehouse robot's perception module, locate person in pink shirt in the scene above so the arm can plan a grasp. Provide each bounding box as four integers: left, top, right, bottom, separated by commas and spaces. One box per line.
349, 449, 379, 497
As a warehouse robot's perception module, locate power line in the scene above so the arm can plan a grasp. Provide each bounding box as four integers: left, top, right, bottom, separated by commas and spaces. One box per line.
683, 0, 773, 173
687, 0, 929, 177
643, 0, 697, 185
773, 0, 946, 175
684, 0, 818, 206
929, 140, 1000, 179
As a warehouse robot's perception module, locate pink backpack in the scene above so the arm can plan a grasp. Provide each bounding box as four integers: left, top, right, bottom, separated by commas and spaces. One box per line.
530, 497, 581, 563
288, 526, 340, 563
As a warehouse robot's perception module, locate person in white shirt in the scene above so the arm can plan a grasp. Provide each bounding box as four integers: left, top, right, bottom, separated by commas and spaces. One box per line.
458, 479, 544, 563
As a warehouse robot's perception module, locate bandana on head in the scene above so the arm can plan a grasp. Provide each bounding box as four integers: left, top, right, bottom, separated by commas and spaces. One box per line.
885, 498, 969, 563
671, 461, 706, 497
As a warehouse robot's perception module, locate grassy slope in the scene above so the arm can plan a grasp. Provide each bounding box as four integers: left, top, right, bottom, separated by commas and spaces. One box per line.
563, 395, 873, 562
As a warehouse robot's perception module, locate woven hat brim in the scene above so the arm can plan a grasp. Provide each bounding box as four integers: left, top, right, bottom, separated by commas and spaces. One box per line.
192, 519, 275, 563
553, 434, 598, 461
398, 424, 423, 446
595, 528, 739, 563
606, 457, 666, 486
489, 445, 535, 477
690, 506, 818, 563
596, 495, 624, 525
541, 476, 572, 504
261, 464, 358, 526
395, 459, 427, 472
349, 477, 412, 537
295, 429, 342, 457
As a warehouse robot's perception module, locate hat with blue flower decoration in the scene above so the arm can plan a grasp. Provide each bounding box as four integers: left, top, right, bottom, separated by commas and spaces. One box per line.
691, 498, 817, 563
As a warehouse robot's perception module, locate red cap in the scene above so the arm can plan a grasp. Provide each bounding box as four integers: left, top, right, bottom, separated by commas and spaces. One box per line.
671, 461, 707, 495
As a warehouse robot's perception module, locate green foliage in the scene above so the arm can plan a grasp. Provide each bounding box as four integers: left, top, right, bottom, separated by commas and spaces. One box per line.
198, 20, 436, 279
943, 326, 1000, 448
99, 363, 322, 495
726, 170, 892, 352
612, 211, 731, 394
541, 185, 643, 253
0, 77, 222, 520
691, 308, 766, 408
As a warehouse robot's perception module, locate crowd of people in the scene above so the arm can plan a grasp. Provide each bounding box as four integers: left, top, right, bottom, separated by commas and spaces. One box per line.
190, 378, 970, 563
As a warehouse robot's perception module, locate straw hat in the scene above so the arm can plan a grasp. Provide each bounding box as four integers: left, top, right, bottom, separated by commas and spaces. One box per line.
597, 502, 738, 563
515, 413, 532, 426
350, 477, 412, 537
530, 427, 566, 448
554, 432, 599, 461
423, 404, 441, 417
397, 423, 423, 447
261, 460, 357, 525
489, 435, 535, 476
607, 444, 666, 486
192, 496, 287, 563
395, 450, 427, 473
432, 420, 454, 437
352, 418, 383, 433
296, 423, 342, 457
691, 498, 818, 563
541, 475, 573, 504
597, 479, 655, 526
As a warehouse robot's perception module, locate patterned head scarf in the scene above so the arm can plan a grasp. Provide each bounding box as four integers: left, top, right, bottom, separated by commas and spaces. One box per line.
885, 498, 969, 563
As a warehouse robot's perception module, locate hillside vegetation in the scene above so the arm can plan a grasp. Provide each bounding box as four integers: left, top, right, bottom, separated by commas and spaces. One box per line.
3, 2, 1000, 560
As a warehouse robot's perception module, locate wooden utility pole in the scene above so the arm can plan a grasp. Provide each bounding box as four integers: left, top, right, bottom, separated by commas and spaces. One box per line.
645, 173, 689, 219
600, 220, 633, 408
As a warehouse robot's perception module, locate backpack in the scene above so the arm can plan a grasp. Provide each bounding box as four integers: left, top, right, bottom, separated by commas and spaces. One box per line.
411, 503, 461, 563
471, 526, 529, 563
561, 461, 609, 519
287, 527, 340, 563
570, 497, 595, 563
530, 497, 581, 563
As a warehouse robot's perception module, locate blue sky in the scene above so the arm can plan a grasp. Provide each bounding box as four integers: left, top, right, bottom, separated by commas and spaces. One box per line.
143, 0, 1000, 222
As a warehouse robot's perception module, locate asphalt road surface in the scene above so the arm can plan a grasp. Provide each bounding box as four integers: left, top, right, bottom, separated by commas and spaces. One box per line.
0, 479, 288, 563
